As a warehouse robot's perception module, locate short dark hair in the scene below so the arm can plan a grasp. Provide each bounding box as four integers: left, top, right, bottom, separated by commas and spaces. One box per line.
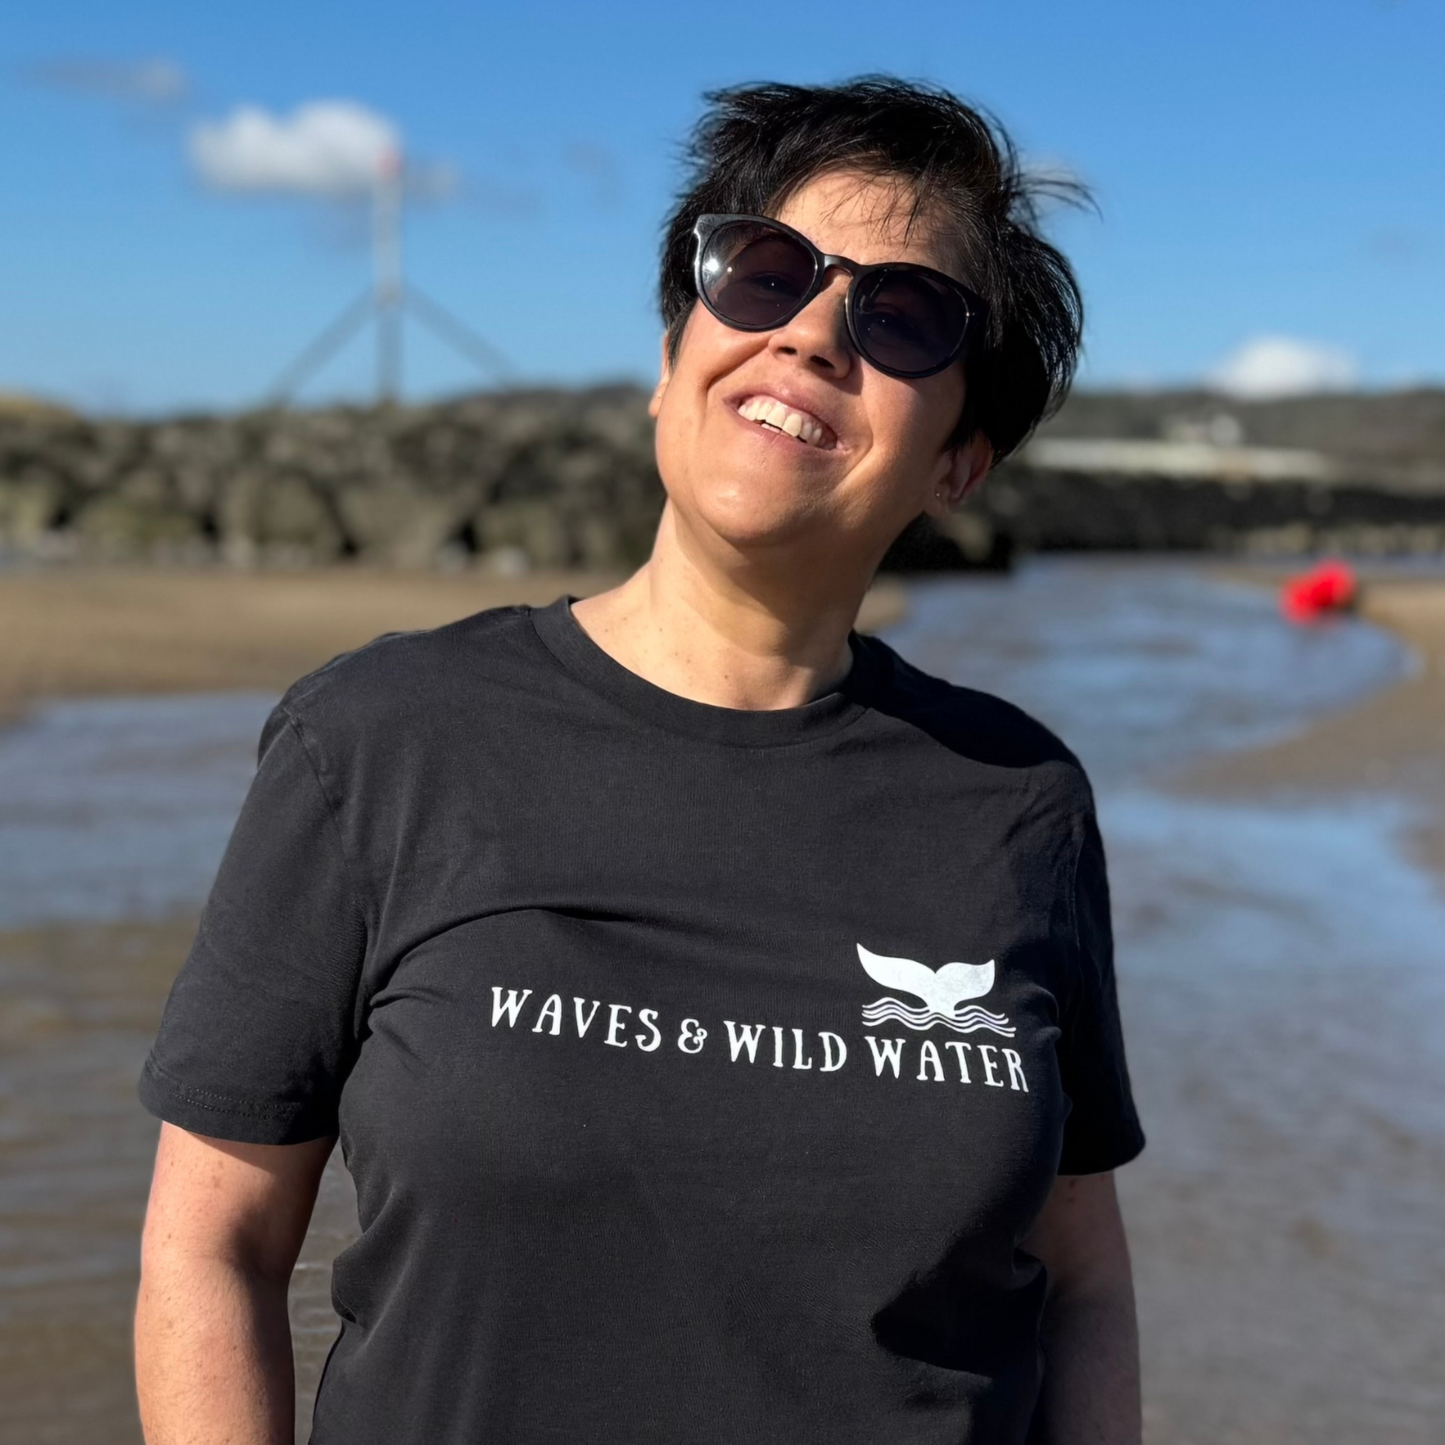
658, 77, 1087, 462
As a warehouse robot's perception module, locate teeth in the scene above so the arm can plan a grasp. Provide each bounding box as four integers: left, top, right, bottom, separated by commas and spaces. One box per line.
738, 396, 828, 448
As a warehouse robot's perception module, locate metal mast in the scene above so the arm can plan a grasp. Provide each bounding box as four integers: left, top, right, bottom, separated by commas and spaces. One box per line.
373, 146, 403, 402
265, 148, 511, 406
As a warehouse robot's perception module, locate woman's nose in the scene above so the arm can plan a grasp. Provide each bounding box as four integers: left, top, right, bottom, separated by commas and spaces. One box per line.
765, 272, 854, 377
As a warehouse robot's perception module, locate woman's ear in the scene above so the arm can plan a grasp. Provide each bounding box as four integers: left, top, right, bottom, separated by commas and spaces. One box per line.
647, 332, 673, 419
922, 433, 993, 519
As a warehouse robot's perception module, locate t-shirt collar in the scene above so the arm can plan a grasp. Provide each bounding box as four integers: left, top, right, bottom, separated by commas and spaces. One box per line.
530, 595, 886, 747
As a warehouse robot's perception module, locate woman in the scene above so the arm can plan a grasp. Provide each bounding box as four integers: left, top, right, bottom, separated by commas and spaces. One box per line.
135, 78, 1145, 1444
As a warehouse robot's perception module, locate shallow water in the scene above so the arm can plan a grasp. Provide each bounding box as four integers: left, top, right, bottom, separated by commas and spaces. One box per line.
884, 558, 1411, 785
0, 692, 276, 930
0, 558, 1410, 930
1104, 789, 1445, 1440
0, 556, 1440, 1443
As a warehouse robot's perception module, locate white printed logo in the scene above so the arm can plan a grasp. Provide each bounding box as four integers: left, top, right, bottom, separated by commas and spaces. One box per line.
857, 943, 1016, 1037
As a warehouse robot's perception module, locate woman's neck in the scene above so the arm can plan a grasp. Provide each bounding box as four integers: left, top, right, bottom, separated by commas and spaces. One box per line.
569, 504, 870, 712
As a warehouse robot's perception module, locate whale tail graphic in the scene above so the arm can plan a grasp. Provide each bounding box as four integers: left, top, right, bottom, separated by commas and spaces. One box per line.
856, 943, 1014, 1036
856, 943, 995, 1010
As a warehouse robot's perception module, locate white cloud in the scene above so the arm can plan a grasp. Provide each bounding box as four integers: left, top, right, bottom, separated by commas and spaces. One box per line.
1207, 335, 1358, 398
30, 56, 189, 105
189, 101, 401, 196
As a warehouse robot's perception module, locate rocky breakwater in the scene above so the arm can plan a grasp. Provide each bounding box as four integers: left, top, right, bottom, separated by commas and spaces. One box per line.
0, 387, 665, 571
2, 386, 1443, 570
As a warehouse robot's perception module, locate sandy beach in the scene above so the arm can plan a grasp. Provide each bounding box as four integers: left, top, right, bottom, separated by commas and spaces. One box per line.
1, 559, 1441, 1443
0, 564, 908, 726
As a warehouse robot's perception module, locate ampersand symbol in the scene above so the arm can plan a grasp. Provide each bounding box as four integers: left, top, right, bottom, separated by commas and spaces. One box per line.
677, 1019, 707, 1054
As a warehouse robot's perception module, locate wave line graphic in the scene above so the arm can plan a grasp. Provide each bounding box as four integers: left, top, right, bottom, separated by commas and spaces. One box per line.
861, 996, 1016, 1037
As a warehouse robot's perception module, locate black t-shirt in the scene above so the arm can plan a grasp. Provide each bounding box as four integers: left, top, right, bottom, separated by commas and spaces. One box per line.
139, 596, 1144, 1444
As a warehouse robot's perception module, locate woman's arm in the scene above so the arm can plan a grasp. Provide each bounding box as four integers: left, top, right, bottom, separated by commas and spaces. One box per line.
135, 1122, 335, 1445
1024, 1170, 1141, 1445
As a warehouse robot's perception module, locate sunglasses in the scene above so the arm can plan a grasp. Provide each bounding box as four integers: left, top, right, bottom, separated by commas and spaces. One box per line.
692, 213, 988, 380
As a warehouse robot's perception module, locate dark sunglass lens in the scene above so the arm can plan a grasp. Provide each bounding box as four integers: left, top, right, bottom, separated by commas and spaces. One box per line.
700, 223, 815, 328
853, 270, 968, 376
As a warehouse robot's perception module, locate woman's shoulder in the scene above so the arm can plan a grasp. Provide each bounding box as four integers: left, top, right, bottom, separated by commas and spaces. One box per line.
860, 633, 1095, 805
273, 601, 547, 746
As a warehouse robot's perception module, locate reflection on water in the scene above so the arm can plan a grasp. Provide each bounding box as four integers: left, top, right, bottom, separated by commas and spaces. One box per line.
0, 557, 1440, 1444
0, 693, 276, 930
1103, 789, 1445, 1440
884, 559, 1411, 785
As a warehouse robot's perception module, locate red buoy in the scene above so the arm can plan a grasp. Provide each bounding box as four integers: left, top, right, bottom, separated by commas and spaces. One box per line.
1280, 558, 1358, 623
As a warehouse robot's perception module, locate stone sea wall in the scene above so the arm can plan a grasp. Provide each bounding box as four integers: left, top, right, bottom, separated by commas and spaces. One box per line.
2, 386, 1443, 570
0, 388, 663, 571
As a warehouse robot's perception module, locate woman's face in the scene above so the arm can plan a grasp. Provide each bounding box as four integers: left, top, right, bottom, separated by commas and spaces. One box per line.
651, 168, 990, 573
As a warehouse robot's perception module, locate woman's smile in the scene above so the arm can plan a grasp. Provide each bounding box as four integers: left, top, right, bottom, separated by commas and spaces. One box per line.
731, 393, 838, 450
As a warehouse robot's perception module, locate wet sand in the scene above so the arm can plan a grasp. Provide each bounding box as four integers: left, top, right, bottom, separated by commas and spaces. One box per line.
1123, 568, 1445, 1443
0, 919, 194, 1441
0, 562, 1441, 1443
0, 564, 908, 726
1184, 574, 1445, 885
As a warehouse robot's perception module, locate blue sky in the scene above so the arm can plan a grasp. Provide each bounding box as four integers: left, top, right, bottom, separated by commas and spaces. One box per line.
2, 0, 1440, 415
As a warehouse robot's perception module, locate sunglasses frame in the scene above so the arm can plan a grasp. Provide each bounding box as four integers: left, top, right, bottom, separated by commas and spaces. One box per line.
691, 212, 989, 380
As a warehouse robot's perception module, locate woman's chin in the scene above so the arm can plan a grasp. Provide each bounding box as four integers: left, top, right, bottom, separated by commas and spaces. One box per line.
686, 486, 840, 554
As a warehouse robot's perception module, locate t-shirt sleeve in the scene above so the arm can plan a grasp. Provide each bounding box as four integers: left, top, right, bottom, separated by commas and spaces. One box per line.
138, 702, 368, 1145
1055, 803, 1146, 1175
